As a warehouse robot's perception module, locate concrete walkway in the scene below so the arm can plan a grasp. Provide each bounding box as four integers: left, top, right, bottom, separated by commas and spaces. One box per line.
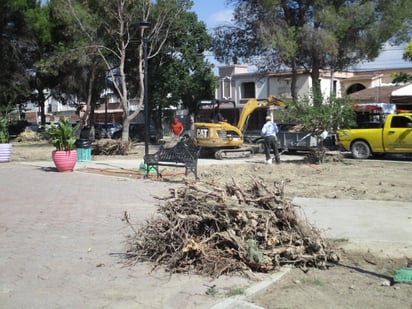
0, 159, 411, 308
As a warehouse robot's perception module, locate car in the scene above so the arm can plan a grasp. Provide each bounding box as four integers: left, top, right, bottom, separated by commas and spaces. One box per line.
112, 123, 157, 143
94, 122, 122, 139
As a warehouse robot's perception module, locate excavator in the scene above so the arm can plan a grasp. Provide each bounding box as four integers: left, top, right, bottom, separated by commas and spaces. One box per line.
193, 96, 287, 159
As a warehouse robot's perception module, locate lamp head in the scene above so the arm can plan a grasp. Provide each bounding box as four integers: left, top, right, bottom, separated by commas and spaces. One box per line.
138, 21, 150, 30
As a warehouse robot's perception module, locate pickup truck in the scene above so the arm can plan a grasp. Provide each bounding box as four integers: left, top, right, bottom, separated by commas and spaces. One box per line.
337, 113, 412, 159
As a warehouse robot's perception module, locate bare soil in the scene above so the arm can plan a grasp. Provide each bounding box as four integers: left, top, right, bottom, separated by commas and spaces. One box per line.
10, 140, 412, 308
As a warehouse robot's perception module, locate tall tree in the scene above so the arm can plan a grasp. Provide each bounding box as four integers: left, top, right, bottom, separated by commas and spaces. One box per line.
23, 0, 76, 126
65, 0, 195, 141
147, 10, 217, 136
0, 0, 41, 114
38, 0, 108, 137
213, 0, 412, 105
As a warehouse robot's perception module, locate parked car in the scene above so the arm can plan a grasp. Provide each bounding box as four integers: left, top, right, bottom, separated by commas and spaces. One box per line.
112, 123, 157, 143
8, 120, 30, 138
94, 122, 122, 139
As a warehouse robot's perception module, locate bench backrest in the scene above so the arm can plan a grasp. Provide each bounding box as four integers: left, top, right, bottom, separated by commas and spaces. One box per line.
157, 139, 200, 163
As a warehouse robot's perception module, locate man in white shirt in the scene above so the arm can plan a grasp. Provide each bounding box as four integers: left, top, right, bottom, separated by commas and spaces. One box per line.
261, 116, 280, 164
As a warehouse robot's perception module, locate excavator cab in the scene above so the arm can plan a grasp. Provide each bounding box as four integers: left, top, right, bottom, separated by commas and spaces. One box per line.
196, 99, 237, 124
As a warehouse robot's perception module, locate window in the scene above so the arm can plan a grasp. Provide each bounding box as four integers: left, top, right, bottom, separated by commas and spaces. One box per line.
391, 116, 411, 128
222, 77, 231, 99
241, 82, 255, 99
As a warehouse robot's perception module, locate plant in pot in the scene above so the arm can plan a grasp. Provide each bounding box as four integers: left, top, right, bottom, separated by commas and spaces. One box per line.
45, 119, 78, 172
0, 118, 12, 163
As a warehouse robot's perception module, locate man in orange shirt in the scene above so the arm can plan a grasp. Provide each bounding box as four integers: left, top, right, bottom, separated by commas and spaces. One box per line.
171, 116, 184, 137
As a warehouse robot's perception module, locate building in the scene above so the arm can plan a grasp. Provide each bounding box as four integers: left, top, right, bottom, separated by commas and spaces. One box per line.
215, 65, 412, 109
23, 90, 139, 126
23, 93, 78, 124
22, 61, 412, 125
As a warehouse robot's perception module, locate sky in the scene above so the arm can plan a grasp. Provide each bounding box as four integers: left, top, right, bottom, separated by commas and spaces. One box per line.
191, 0, 234, 30
190, 1, 411, 71
190, 0, 234, 68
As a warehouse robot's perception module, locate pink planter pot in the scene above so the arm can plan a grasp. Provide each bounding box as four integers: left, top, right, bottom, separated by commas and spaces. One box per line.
52, 150, 77, 172
0, 143, 12, 163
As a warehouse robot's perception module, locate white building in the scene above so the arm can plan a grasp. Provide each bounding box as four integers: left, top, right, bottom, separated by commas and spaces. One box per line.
215, 65, 412, 108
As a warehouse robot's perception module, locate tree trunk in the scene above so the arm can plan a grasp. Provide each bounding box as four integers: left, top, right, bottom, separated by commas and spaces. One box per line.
290, 60, 298, 100
311, 57, 322, 106
121, 116, 131, 142
37, 88, 46, 125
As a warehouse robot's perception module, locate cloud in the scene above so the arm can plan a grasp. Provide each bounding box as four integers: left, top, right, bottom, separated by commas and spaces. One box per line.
208, 9, 233, 28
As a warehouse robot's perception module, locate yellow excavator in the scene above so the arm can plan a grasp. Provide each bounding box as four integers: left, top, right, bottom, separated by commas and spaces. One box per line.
193, 96, 287, 159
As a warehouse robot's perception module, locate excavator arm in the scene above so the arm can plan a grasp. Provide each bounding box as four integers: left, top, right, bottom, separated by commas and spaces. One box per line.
236, 96, 287, 133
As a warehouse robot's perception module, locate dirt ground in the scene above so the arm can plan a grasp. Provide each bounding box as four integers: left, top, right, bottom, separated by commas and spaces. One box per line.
9, 139, 412, 308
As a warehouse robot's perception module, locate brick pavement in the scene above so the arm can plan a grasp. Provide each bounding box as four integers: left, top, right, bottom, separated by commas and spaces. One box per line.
0, 163, 257, 309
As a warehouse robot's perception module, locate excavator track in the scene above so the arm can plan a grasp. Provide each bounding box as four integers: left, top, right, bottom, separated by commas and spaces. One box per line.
214, 146, 254, 160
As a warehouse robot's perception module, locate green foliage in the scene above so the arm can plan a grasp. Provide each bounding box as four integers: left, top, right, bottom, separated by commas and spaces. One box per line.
148, 9, 217, 129
0, 118, 10, 143
404, 40, 412, 62
301, 278, 325, 287
277, 95, 357, 133
246, 239, 263, 265
205, 286, 218, 296
2, 0, 216, 133
0, 0, 39, 109
391, 40, 412, 84
225, 288, 245, 297
391, 72, 412, 84
44, 119, 78, 150
24, 2, 52, 47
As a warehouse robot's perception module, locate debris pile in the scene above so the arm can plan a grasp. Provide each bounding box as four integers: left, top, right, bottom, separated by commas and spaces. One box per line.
92, 139, 130, 155
125, 178, 339, 277
16, 130, 43, 142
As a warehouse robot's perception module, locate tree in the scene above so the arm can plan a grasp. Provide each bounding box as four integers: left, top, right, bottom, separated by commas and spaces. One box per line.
279, 95, 357, 134
0, 0, 40, 113
37, 0, 110, 138
213, 0, 412, 105
11, 0, 82, 126
2, 0, 215, 141
147, 10, 217, 137
0, 0, 107, 127
65, 0, 197, 141
404, 40, 412, 62
392, 39, 412, 84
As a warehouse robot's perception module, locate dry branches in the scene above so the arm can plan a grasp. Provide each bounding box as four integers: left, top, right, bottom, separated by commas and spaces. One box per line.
92, 139, 130, 155
125, 178, 339, 278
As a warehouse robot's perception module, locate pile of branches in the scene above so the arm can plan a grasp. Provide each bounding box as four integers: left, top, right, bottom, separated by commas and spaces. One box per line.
92, 139, 130, 155
125, 178, 339, 278
15, 130, 43, 142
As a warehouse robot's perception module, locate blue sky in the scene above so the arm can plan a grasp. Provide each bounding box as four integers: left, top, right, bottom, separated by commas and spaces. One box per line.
190, 0, 235, 68
191, 0, 234, 30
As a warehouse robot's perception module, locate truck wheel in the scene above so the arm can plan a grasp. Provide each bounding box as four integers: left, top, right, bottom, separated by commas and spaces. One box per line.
351, 140, 371, 159
256, 140, 265, 153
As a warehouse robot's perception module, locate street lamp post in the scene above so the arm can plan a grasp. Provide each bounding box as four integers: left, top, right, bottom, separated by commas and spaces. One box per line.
139, 21, 150, 159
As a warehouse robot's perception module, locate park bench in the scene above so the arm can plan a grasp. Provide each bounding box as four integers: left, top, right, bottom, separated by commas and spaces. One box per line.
143, 139, 201, 180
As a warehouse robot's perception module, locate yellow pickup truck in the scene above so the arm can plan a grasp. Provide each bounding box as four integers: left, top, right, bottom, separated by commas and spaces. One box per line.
337, 113, 412, 159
